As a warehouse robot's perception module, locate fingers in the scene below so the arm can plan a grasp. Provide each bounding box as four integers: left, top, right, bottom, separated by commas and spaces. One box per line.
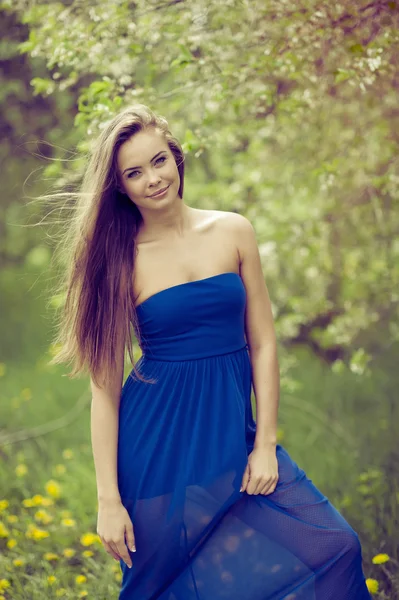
114, 539, 133, 569
246, 478, 261, 495
100, 538, 133, 568
240, 464, 250, 492
259, 481, 277, 495
125, 524, 136, 553
259, 475, 279, 495
98, 516, 136, 569
103, 540, 122, 562
246, 476, 279, 495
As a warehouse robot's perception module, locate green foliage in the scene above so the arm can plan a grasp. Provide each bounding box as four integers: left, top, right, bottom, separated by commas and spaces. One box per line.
3, 0, 398, 368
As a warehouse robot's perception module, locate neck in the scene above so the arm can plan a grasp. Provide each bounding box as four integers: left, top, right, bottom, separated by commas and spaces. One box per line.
137, 200, 194, 243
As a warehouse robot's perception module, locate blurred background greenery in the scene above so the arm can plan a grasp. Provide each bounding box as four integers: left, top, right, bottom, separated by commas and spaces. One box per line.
0, 0, 398, 598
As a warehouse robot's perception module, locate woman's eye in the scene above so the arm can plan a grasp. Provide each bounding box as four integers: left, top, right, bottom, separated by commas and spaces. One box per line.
127, 156, 166, 179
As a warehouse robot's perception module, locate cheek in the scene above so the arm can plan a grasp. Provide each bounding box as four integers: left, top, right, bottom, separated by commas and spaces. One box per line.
126, 178, 145, 194
169, 162, 180, 181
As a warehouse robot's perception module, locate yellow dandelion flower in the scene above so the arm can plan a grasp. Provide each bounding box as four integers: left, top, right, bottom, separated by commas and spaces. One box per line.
62, 449, 74, 460
44, 552, 59, 562
20, 388, 32, 400
55, 589, 67, 597
45, 480, 61, 499
22, 498, 35, 508
47, 575, 57, 585
0, 595, 5, 600
75, 574, 87, 585
78, 592, 88, 598
6, 514, 18, 523
61, 518, 76, 527
34, 528, 50, 540
32, 494, 45, 506
0, 580, 11, 593
63, 548, 76, 558
372, 553, 390, 565
41, 497, 54, 506
15, 464, 27, 477
80, 532, 99, 547
13, 558, 25, 567
34, 509, 53, 524
36, 529, 50, 540
111, 564, 120, 573
0, 363, 6, 376
82, 550, 94, 558
366, 578, 379, 594
0, 500, 9, 512
26, 526, 50, 541
54, 464, 66, 475
7, 538, 17, 549
0, 522, 10, 538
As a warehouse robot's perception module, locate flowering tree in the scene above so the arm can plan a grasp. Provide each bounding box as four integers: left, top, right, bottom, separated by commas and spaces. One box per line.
3, 0, 399, 368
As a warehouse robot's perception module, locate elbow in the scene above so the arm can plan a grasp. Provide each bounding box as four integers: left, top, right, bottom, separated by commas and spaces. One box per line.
247, 336, 278, 354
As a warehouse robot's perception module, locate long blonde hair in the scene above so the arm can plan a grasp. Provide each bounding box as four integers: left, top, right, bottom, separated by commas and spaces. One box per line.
48, 104, 185, 387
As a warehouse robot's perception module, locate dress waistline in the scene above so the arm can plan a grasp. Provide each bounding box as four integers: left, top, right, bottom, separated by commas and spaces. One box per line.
140, 343, 249, 362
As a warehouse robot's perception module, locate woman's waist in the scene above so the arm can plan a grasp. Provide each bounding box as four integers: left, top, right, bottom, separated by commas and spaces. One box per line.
139, 341, 249, 362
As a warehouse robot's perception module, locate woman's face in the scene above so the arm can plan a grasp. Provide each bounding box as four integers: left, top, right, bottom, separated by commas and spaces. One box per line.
116, 128, 180, 210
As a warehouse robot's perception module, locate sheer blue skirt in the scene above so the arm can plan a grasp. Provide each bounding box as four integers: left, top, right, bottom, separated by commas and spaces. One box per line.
117, 346, 370, 599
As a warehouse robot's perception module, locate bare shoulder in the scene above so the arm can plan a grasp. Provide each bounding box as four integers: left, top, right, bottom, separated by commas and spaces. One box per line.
205, 209, 254, 233
210, 209, 252, 230
213, 210, 257, 254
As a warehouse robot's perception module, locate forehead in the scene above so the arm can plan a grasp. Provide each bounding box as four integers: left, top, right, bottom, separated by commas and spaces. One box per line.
117, 128, 168, 171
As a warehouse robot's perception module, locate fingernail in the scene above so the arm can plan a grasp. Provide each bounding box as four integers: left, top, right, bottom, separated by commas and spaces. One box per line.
128, 564, 132, 569
130, 546, 136, 552
240, 487, 243, 492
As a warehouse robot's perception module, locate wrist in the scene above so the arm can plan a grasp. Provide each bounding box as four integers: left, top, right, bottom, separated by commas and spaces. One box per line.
97, 494, 122, 506
254, 437, 277, 449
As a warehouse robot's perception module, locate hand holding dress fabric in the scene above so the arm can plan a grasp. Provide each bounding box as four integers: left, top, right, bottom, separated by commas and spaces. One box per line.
240, 446, 279, 495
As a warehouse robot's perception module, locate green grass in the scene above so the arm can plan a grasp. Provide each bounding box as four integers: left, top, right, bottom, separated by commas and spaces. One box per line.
274, 344, 399, 598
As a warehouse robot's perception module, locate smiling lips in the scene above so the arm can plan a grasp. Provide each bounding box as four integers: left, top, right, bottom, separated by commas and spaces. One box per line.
150, 185, 169, 197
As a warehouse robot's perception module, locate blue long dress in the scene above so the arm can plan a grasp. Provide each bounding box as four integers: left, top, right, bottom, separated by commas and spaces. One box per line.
117, 272, 371, 599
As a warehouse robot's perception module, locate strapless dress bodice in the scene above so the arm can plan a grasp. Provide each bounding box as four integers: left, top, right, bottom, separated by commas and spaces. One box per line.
134, 272, 248, 361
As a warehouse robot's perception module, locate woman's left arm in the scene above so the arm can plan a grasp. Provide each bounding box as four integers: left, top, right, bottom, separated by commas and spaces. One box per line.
229, 213, 280, 495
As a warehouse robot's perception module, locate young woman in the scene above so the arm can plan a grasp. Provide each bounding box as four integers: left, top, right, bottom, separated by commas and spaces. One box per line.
52, 104, 371, 599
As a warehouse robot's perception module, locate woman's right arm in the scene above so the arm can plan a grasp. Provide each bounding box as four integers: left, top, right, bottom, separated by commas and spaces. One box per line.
90, 332, 136, 566
90, 352, 124, 505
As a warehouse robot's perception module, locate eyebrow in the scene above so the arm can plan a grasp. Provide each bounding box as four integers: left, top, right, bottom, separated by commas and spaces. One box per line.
122, 151, 167, 175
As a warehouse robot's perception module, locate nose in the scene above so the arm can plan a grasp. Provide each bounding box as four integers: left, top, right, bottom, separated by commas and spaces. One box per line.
148, 168, 162, 185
